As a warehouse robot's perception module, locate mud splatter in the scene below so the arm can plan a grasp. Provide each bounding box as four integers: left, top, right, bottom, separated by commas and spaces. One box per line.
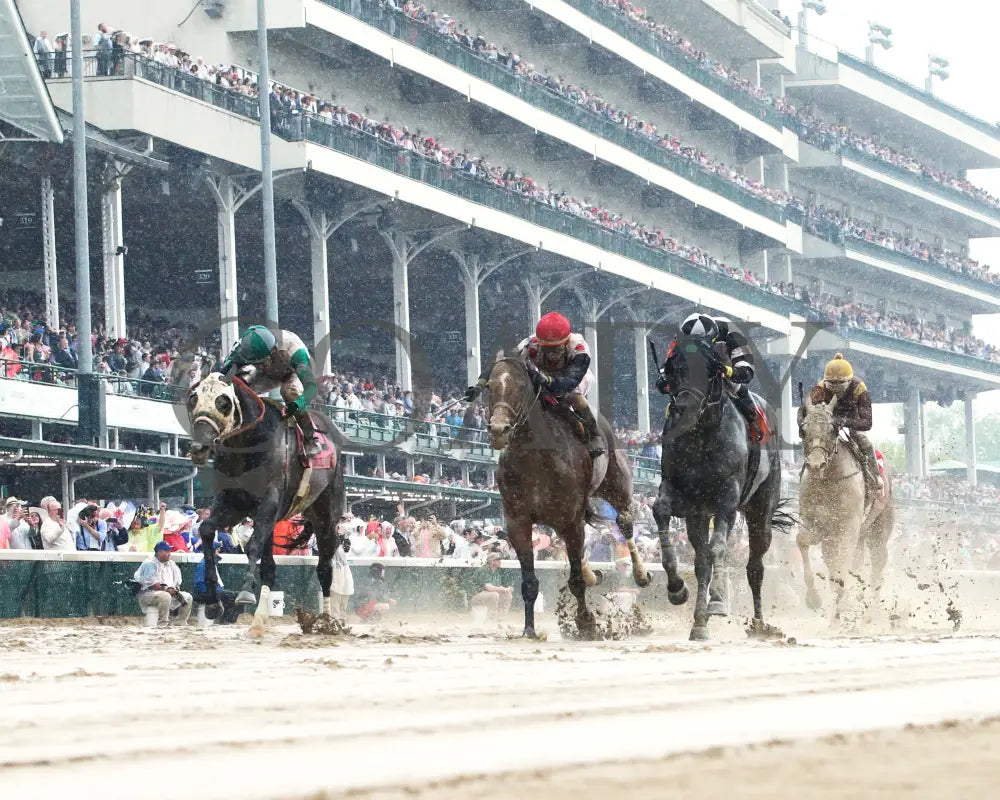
746, 618, 786, 640
296, 608, 350, 636
556, 585, 652, 641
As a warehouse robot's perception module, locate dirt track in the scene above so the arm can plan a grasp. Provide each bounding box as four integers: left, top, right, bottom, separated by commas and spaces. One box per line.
3, 615, 1000, 799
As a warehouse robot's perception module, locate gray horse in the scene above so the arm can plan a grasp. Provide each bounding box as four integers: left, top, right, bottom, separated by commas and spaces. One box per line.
798, 394, 894, 619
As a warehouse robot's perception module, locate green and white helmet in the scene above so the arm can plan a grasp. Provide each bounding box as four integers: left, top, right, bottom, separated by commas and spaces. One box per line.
236, 325, 277, 364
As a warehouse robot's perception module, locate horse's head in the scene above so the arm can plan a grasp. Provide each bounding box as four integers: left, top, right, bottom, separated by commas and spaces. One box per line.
801, 393, 839, 473
485, 356, 533, 450
187, 373, 242, 465
666, 335, 722, 428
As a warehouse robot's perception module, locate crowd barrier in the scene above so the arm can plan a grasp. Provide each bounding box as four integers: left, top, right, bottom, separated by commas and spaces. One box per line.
2, 552, 999, 624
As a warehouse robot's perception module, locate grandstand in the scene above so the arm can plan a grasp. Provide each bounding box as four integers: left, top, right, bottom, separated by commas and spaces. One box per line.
1, 0, 997, 515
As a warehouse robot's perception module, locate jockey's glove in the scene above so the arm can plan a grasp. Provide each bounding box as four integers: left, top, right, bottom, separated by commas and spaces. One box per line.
463, 384, 480, 402
531, 371, 553, 391
286, 397, 305, 415
655, 376, 671, 395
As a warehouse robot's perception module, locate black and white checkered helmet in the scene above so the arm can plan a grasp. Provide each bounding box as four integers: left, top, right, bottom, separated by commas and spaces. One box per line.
680, 313, 718, 340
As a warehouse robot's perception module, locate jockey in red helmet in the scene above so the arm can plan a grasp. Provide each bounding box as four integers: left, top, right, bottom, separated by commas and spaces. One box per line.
466, 312, 604, 457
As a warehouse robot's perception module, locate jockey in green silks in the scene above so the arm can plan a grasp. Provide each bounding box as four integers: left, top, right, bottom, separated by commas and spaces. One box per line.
221, 325, 321, 457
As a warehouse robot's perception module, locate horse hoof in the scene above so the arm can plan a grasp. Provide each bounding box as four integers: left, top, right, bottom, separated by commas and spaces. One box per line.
633, 571, 651, 589
591, 570, 604, 587
235, 591, 257, 605
806, 590, 822, 611
689, 626, 710, 641
204, 602, 222, 620
248, 625, 266, 640
523, 628, 538, 639
668, 584, 689, 606
707, 601, 728, 617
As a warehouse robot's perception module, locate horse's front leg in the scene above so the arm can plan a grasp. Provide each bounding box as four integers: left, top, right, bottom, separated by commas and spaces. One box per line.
242, 497, 280, 638
707, 499, 739, 618
507, 517, 538, 637
654, 485, 687, 604
687, 514, 712, 640
617, 503, 650, 588
564, 521, 597, 639
797, 527, 823, 611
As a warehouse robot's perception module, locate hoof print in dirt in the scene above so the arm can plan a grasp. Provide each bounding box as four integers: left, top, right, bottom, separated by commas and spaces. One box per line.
746, 618, 785, 640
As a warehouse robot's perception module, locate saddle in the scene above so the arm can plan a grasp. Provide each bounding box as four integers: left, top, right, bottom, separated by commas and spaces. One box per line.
292, 411, 337, 470
545, 396, 588, 446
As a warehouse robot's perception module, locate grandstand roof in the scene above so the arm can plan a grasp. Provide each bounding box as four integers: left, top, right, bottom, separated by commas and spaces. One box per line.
0, 0, 63, 144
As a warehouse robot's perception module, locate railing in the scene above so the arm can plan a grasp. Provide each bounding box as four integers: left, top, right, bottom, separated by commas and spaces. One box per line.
556, 0, 788, 130
290, 114, 805, 315
843, 237, 1000, 299
842, 328, 1000, 376
1, 359, 179, 401
822, 140, 1000, 221
317, 0, 788, 223
838, 52, 1000, 141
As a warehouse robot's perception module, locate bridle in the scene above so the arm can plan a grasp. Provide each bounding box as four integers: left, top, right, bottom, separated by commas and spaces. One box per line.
670, 342, 723, 424
487, 357, 542, 440
802, 407, 860, 482
188, 375, 264, 447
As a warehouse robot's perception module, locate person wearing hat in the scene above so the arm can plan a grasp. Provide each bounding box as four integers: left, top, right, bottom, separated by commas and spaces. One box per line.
134, 541, 192, 626
192, 540, 239, 624
798, 353, 883, 500
1, 497, 30, 549
39, 496, 74, 550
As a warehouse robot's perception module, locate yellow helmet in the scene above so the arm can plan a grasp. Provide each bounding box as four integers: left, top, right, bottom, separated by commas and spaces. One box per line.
823, 353, 853, 382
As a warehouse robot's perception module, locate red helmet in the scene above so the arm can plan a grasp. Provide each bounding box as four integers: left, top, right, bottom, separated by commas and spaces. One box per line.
535, 312, 572, 346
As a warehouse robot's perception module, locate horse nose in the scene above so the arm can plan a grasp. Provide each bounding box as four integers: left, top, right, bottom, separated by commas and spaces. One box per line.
490, 421, 510, 437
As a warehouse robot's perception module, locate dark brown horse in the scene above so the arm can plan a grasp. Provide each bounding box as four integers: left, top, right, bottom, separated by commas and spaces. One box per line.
486, 357, 649, 638
187, 374, 346, 636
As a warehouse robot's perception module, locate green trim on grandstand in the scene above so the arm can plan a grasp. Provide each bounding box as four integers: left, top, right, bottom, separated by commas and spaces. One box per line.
0, 435, 192, 472
557, 0, 787, 129
838, 52, 1000, 141
317, 0, 789, 223
837, 144, 1000, 222
838, 328, 1000, 376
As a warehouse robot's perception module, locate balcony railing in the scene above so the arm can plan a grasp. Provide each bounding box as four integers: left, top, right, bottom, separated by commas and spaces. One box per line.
317, 0, 788, 223
557, 0, 787, 130
807, 135, 1000, 221
842, 328, 1000, 376
1, 359, 181, 402
838, 52, 1000, 141
844, 237, 1000, 299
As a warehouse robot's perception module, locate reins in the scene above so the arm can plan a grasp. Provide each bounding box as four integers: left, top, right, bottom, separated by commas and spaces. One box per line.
217, 376, 265, 444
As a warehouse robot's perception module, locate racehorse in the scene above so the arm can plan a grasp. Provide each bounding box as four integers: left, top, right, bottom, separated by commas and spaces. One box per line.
187, 373, 346, 636
797, 394, 894, 619
652, 337, 787, 640
486, 356, 649, 638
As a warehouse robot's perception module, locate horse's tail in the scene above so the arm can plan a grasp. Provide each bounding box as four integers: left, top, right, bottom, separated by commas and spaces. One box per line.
770, 498, 798, 535
281, 520, 314, 553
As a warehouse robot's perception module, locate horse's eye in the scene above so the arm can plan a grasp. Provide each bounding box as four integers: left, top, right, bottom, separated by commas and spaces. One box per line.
215, 395, 233, 415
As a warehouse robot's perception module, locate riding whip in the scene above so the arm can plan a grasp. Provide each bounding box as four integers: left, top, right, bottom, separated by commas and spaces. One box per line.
648, 339, 665, 378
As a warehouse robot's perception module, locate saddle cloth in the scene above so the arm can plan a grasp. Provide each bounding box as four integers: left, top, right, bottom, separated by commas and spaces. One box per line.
875, 450, 886, 482
294, 411, 337, 470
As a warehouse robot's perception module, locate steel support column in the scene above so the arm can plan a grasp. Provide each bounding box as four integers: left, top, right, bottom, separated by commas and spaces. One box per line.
206, 176, 250, 355
634, 321, 650, 434
904, 388, 923, 477
965, 392, 977, 488
100, 160, 129, 338
40, 176, 59, 328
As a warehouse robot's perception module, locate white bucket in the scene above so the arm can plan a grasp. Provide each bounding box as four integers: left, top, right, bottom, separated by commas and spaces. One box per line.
269, 591, 285, 617
470, 604, 489, 624
143, 607, 159, 627
196, 604, 215, 628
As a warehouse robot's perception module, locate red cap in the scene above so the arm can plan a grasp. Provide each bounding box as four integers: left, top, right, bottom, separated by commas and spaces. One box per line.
535, 312, 572, 346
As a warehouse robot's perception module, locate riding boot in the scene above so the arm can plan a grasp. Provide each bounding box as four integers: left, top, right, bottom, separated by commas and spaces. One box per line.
863, 444, 884, 495
295, 408, 321, 458
734, 386, 764, 442
571, 398, 606, 459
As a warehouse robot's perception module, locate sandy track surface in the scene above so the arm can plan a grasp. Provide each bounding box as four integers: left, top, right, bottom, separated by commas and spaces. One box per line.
3, 618, 1000, 799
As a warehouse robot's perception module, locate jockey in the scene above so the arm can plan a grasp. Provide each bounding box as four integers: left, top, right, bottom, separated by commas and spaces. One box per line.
221, 325, 321, 457
655, 313, 766, 442
799, 353, 883, 496
465, 312, 604, 458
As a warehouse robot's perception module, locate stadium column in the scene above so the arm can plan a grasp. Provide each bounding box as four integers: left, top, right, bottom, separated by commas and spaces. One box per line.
380, 225, 463, 393
291, 201, 334, 376
40, 176, 59, 328
206, 176, 254, 355
903, 387, 924, 477
965, 392, 978, 488
100, 159, 130, 338
777, 356, 795, 466
452, 247, 533, 387
577, 295, 601, 414
633, 317, 650, 434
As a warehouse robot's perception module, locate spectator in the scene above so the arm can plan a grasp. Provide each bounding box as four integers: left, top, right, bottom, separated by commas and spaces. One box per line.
354, 562, 397, 621
95, 23, 112, 77
51, 336, 78, 372
465, 552, 513, 620
192, 542, 240, 624
74, 503, 109, 551
22, 509, 44, 550
329, 527, 354, 622
161, 509, 193, 552
134, 541, 192, 626
125, 502, 166, 552
39, 495, 73, 550
33, 30, 54, 78
273, 516, 311, 555
3, 498, 33, 549
54, 33, 68, 79
139, 355, 166, 396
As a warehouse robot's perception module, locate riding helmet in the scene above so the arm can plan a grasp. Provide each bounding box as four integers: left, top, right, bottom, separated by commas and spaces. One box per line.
680, 313, 718, 341
535, 312, 572, 346
237, 325, 277, 364
823, 353, 853, 382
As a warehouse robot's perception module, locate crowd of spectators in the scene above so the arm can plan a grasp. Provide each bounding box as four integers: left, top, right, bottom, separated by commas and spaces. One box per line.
587, 0, 1000, 213
893, 473, 1000, 506
803, 206, 1000, 286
